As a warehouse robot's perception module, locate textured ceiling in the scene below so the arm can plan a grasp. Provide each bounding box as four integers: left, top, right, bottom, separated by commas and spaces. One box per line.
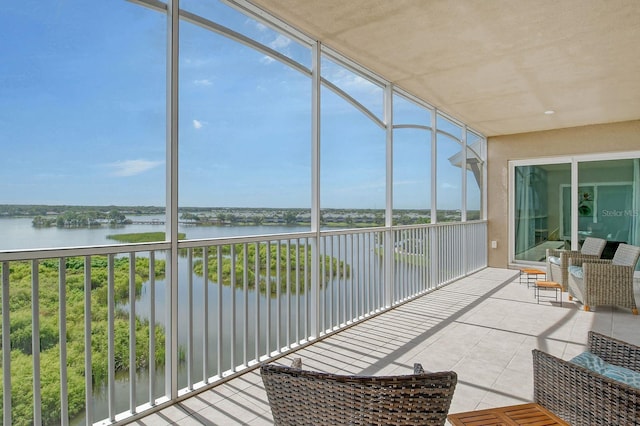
249, 0, 640, 136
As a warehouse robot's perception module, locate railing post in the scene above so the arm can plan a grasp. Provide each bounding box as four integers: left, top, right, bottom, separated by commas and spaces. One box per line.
2, 261, 11, 426
59, 257, 69, 426
309, 40, 321, 338
108, 254, 116, 422
384, 83, 394, 308
431, 226, 439, 287
165, 0, 180, 401
32, 260, 42, 425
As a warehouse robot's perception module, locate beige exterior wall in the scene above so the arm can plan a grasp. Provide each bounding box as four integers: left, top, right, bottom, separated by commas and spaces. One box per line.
487, 119, 640, 268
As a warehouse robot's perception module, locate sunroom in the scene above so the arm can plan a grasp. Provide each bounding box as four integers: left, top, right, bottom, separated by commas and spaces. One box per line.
1, 0, 639, 425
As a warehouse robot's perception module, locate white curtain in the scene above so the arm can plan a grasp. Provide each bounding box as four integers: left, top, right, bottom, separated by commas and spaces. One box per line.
515, 166, 545, 258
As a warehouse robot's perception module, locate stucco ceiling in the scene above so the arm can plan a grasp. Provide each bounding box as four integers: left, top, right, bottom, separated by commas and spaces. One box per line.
249, 0, 640, 137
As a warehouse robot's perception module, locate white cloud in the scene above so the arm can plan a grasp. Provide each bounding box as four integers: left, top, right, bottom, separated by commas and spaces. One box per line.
255, 22, 267, 32
324, 65, 379, 94
194, 79, 212, 86
182, 57, 213, 69
193, 119, 203, 129
259, 35, 291, 65
260, 55, 276, 64
108, 159, 163, 177
269, 34, 291, 50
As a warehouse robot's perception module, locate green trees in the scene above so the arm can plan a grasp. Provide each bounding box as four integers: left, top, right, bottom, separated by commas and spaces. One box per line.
31, 208, 134, 228
283, 210, 298, 225
107, 209, 127, 224
0, 256, 166, 425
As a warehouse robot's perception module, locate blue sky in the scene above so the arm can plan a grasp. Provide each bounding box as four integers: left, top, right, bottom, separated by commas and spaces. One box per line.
1, 1, 480, 211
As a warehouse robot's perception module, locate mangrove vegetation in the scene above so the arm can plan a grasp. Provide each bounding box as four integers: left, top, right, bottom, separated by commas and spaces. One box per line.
0, 256, 167, 425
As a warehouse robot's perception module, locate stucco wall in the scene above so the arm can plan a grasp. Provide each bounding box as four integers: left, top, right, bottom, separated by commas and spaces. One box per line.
487, 120, 640, 268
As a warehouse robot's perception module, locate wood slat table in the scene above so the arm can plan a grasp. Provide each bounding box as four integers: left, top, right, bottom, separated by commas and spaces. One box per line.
447, 402, 569, 425
519, 268, 546, 288
535, 280, 563, 305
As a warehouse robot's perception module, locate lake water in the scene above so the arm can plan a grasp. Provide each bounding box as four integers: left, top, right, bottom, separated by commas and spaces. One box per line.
1, 217, 372, 424
0, 216, 310, 250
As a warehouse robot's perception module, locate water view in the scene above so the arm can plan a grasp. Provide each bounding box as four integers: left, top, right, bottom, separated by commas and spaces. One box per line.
0, 216, 309, 251
0, 213, 387, 425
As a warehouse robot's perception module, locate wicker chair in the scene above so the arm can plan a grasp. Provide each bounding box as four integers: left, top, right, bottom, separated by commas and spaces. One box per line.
567, 243, 640, 314
546, 237, 606, 291
260, 359, 457, 426
533, 331, 640, 425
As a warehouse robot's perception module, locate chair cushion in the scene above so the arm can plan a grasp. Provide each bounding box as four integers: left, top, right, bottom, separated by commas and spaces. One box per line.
568, 265, 583, 279
570, 351, 606, 374
570, 351, 640, 389
602, 364, 640, 389
548, 256, 561, 266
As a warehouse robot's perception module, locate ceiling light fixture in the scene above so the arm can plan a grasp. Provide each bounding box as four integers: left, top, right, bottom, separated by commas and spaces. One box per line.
544, 110, 555, 115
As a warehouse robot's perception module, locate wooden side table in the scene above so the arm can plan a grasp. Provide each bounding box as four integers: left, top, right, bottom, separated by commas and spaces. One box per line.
448, 402, 569, 425
535, 280, 562, 306
519, 268, 546, 288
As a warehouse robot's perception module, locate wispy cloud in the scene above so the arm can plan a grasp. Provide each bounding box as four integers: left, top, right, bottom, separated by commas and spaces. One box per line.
324, 65, 379, 94
193, 119, 204, 129
269, 34, 291, 50
259, 34, 292, 65
260, 55, 276, 64
107, 159, 163, 177
194, 79, 212, 86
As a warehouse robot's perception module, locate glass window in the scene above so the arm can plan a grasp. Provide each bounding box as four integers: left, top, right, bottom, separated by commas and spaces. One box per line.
392, 94, 432, 225
393, 128, 431, 225
0, 2, 166, 251
320, 62, 385, 229
179, 20, 312, 237
578, 159, 638, 259
321, 57, 384, 122
0, 1, 167, 422
515, 164, 571, 262
466, 131, 484, 221
181, 0, 311, 68
515, 158, 640, 266
393, 93, 431, 126
436, 115, 462, 222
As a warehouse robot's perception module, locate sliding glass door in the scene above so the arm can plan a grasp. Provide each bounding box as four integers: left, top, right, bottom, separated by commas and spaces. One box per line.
512, 155, 640, 266
514, 163, 571, 262
577, 159, 639, 258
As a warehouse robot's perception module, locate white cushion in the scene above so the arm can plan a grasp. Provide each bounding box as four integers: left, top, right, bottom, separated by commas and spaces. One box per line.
568, 265, 583, 279
548, 256, 561, 266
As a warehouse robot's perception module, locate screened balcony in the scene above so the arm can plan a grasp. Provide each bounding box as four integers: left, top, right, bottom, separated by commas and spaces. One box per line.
2, 0, 640, 425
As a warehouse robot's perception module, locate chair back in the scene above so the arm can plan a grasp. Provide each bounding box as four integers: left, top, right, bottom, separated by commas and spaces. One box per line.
580, 237, 606, 256
611, 243, 640, 267
261, 363, 457, 426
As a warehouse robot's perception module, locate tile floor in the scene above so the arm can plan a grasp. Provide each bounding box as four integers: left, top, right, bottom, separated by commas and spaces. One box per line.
131, 267, 640, 425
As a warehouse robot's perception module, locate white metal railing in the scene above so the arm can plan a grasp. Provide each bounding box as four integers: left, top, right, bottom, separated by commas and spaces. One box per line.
0, 221, 486, 425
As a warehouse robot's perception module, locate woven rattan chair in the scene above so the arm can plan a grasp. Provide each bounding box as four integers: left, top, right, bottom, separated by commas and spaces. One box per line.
567, 243, 640, 314
546, 237, 606, 291
260, 359, 457, 426
533, 331, 640, 425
